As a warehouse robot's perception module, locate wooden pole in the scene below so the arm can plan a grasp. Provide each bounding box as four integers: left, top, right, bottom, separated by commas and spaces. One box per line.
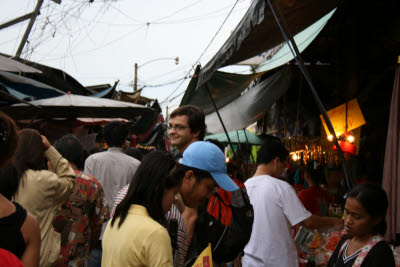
0, 12, 34, 31
15, 0, 44, 59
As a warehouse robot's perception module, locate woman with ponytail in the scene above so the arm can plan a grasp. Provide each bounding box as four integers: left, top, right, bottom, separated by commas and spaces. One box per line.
328, 183, 395, 267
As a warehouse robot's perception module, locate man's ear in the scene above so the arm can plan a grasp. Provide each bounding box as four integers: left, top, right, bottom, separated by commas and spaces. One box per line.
192, 130, 201, 139
183, 170, 195, 184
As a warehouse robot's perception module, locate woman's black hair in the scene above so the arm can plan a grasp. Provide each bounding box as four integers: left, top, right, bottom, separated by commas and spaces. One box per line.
14, 129, 45, 174
112, 150, 185, 228
0, 112, 18, 166
347, 183, 389, 236
0, 162, 22, 200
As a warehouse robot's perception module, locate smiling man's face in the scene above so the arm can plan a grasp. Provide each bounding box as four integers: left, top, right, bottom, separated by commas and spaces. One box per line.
168, 115, 199, 153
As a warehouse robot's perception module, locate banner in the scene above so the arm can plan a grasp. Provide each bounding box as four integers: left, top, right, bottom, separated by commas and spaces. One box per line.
320, 98, 366, 136
192, 243, 213, 267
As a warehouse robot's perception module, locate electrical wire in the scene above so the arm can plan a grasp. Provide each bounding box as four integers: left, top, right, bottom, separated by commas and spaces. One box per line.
161, 0, 240, 104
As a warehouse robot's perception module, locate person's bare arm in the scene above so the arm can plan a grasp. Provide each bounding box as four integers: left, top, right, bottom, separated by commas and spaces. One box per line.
300, 214, 343, 232
21, 213, 41, 267
181, 207, 198, 245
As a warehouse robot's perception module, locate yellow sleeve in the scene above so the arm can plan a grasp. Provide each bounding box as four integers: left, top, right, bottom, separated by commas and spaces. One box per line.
145, 227, 174, 267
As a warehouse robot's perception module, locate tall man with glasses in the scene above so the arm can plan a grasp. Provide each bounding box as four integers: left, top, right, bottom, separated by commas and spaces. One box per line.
242, 140, 343, 267
110, 105, 208, 266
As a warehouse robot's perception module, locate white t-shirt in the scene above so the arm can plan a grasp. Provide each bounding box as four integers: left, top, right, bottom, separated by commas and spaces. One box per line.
242, 175, 311, 267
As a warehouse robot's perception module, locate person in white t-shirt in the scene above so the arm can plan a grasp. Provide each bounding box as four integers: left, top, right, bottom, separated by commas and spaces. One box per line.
243, 140, 343, 267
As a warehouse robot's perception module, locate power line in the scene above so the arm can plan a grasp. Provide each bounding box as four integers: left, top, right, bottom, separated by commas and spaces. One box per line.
151, 0, 203, 23
161, 0, 240, 104
141, 76, 191, 88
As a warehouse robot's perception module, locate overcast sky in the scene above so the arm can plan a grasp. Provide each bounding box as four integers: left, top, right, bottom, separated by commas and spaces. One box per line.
0, 0, 252, 116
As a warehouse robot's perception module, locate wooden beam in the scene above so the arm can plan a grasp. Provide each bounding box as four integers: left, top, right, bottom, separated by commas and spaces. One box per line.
0, 12, 34, 31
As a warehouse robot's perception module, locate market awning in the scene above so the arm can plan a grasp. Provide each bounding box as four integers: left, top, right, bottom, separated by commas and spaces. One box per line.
197, 0, 337, 86
180, 65, 266, 115
0, 54, 42, 73
205, 67, 291, 133
0, 53, 93, 96
91, 82, 117, 98
0, 71, 66, 100
0, 93, 153, 120
237, 8, 336, 72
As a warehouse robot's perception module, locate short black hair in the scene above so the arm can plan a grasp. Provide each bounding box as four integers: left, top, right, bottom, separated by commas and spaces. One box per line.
347, 183, 389, 236
180, 164, 212, 182
112, 150, 185, 228
124, 147, 142, 161
257, 140, 288, 165
304, 161, 324, 184
103, 121, 128, 148
170, 105, 207, 141
54, 134, 84, 167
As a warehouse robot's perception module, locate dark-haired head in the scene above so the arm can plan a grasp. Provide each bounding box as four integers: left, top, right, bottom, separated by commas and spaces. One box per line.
103, 121, 128, 148
170, 105, 207, 141
0, 162, 22, 200
257, 140, 289, 166
207, 139, 225, 152
304, 162, 324, 185
15, 129, 45, 173
347, 183, 388, 236
124, 147, 142, 161
54, 134, 83, 169
0, 112, 18, 167
112, 150, 184, 228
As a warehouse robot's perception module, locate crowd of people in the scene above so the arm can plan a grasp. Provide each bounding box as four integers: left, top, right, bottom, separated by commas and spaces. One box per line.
0, 104, 396, 267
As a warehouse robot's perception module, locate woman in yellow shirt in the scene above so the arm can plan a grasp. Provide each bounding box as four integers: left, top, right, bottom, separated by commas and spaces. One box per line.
102, 150, 185, 267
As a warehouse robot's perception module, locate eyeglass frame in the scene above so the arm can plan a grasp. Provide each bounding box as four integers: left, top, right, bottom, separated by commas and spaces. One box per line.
167, 124, 189, 131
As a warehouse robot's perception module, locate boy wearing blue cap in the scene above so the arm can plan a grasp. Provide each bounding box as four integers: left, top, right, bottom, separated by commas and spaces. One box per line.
180, 141, 239, 208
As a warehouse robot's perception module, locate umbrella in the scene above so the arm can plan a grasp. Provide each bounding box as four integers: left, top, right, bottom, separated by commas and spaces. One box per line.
0, 54, 42, 73
1, 93, 153, 120
205, 129, 271, 145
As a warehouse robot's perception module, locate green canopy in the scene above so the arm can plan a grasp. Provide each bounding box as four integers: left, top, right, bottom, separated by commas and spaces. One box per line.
205, 129, 269, 145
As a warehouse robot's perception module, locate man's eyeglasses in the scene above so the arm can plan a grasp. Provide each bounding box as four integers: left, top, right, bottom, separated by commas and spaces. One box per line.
168, 124, 189, 131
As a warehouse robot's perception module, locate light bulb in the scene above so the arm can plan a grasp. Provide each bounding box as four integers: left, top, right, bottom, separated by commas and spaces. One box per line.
327, 134, 333, 141
347, 134, 355, 143
292, 154, 298, 161
225, 157, 230, 163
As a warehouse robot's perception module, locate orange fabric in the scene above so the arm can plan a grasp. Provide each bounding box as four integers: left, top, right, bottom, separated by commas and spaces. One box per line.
206, 179, 245, 226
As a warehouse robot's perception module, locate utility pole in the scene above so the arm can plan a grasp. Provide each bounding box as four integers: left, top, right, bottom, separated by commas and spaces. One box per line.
134, 63, 138, 92
15, 0, 44, 59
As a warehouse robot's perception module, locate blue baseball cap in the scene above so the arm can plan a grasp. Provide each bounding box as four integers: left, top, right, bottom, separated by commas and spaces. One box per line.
181, 141, 239, 192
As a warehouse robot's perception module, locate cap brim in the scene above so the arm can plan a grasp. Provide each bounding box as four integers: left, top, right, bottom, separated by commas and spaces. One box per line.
211, 172, 240, 192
